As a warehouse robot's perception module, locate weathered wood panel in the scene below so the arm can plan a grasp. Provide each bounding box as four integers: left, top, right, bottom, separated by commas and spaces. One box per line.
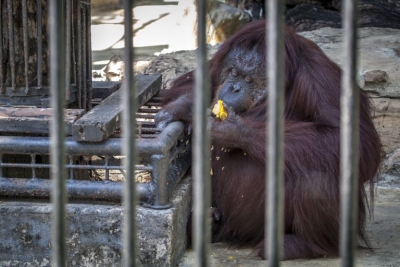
91, 81, 121, 100
0, 107, 85, 135
72, 74, 161, 142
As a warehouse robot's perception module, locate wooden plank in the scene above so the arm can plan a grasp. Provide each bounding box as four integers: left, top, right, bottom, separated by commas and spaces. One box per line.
0, 107, 85, 135
91, 81, 121, 100
72, 74, 161, 142
0, 86, 77, 107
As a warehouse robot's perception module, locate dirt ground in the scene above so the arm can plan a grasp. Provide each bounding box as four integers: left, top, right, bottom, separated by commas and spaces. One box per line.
179, 187, 400, 267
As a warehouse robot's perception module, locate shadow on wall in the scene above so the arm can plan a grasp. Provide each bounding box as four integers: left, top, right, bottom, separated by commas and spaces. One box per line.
91, 0, 251, 69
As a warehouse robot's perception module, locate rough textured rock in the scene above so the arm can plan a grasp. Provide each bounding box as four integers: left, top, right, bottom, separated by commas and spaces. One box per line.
372, 98, 400, 154
299, 27, 400, 98
225, 0, 400, 31
285, 4, 342, 31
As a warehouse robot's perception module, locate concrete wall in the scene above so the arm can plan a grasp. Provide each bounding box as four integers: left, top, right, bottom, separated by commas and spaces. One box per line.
0, 177, 192, 267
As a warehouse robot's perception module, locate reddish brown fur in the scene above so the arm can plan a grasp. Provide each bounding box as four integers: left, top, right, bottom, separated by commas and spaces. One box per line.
158, 21, 382, 259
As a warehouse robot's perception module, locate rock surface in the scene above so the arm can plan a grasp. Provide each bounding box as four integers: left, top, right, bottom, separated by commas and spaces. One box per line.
224, 0, 400, 32
162, 0, 251, 52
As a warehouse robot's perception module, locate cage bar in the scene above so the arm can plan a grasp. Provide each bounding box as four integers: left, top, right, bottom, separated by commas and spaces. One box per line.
66, 0, 72, 100
193, 0, 211, 266
0, 1, 3, 93
7, 0, 16, 92
340, 0, 360, 266
49, 0, 67, 265
30, 154, 36, 179
69, 156, 74, 179
266, 0, 285, 265
72, 0, 77, 86
105, 156, 110, 180
86, 0, 93, 111
22, 0, 29, 92
82, 3, 88, 110
0, 154, 3, 177
150, 154, 170, 208
37, 0, 43, 87
76, 0, 82, 108
122, 0, 139, 266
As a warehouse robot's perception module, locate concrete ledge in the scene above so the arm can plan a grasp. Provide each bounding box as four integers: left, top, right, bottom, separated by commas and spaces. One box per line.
0, 176, 192, 267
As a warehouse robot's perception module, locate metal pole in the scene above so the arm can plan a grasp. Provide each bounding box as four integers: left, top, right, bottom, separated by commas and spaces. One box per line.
82, 2, 87, 110
151, 154, 171, 209
340, 0, 360, 266
76, 0, 82, 108
66, 0, 72, 101
49, 0, 67, 266
37, 0, 43, 87
122, 0, 139, 266
266, 0, 285, 265
193, 0, 211, 266
86, 0, 93, 110
0, 1, 3, 93
7, 0, 16, 92
22, 0, 29, 93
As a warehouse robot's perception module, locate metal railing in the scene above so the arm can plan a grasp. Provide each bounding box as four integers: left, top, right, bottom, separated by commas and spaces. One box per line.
1, 0, 362, 266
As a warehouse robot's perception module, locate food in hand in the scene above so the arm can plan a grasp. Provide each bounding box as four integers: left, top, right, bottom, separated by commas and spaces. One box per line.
212, 100, 228, 120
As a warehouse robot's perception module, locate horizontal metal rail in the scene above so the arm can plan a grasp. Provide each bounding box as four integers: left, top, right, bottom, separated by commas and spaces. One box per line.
0, 148, 191, 204
0, 121, 184, 156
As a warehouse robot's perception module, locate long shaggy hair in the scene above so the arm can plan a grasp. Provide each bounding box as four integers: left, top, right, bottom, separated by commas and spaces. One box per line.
158, 20, 382, 260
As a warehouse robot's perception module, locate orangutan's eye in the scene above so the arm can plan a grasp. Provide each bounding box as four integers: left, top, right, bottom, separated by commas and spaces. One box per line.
231, 68, 238, 77
245, 75, 253, 84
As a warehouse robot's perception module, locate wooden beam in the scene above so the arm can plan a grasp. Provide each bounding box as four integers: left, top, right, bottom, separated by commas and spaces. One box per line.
72, 74, 161, 142
0, 107, 85, 135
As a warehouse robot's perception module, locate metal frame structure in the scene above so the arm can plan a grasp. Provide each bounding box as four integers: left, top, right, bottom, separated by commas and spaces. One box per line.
0, 0, 362, 266
191, 0, 361, 266
0, 0, 91, 109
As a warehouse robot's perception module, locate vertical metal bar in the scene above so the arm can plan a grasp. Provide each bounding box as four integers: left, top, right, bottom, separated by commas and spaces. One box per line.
37, 0, 43, 87
86, 0, 92, 110
49, 0, 67, 266
122, 0, 138, 266
340, 0, 359, 266
0, 1, 3, 93
69, 156, 74, 179
0, 154, 3, 177
151, 155, 170, 208
7, 0, 16, 92
71, 0, 77, 86
65, 0, 72, 100
105, 156, 109, 181
31, 154, 36, 179
22, 0, 29, 93
82, 2, 87, 110
193, 0, 211, 266
266, 0, 285, 265
76, 0, 82, 108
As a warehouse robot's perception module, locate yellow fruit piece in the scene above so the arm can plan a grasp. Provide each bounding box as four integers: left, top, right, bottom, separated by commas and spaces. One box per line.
212, 100, 228, 120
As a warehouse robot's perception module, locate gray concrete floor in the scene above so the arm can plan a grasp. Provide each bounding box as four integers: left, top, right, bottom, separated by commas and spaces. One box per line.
179, 187, 400, 267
